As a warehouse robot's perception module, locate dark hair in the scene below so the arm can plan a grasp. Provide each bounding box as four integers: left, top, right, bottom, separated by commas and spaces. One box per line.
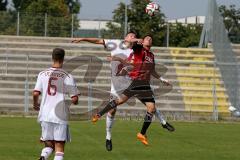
52, 48, 65, 62
143, 34, 153, 40
126, 30, 137, 36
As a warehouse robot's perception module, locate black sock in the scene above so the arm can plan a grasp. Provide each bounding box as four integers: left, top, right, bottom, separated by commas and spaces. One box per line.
140, 112, 153, 135
98, 100, 117, 116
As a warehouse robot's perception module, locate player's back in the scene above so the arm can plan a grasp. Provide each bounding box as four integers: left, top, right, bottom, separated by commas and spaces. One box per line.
35, 67, 78, 124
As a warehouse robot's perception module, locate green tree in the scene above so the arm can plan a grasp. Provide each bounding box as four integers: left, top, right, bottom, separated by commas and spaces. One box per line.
169, 23, 202, 47
65, 0, 81, 14
12, 0, 80, 13
12, 0, 32, 11
0, 11, 17, 35
219, 5, 240, 43
0, 0, 7, 11
103, 0, 166, 46
0, 0, 16, 35
11, 0, 81, 37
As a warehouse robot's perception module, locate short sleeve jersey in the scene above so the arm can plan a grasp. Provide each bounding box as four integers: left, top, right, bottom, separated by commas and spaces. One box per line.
34, 67, 79, 124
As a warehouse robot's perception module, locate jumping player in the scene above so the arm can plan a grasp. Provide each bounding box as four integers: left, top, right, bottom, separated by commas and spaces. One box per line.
92, 35, 173, 146
33, 48, 79, 160
72, 32, 174, 150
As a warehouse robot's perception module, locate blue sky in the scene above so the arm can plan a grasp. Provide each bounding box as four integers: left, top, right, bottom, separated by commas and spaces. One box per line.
78, 0, 240, 20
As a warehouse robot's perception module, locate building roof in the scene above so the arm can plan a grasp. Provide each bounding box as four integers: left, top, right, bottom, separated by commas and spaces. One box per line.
168, 16, 205, 24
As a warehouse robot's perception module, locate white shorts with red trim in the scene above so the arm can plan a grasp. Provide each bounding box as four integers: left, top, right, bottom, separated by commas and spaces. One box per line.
40, 121, 71, 142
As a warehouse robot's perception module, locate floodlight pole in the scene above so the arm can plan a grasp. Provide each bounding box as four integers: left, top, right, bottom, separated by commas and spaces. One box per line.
98, 17, 101, 38
24, 54, 29, 113
212, 60, 218, 121
17, 11, 20, 36
124, 1, 128, 37
44, 13, 47, 37
166, 22, 169, 48
88, 57, 93, 117
71, 14, 74, 38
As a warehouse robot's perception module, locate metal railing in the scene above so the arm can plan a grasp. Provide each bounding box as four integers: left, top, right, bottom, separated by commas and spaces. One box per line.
0, 11, 205, 47
0, 52, 235, 121
0, 11, 78, 38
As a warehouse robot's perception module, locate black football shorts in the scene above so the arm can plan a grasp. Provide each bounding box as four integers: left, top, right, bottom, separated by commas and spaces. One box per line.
122, 80, 155, 104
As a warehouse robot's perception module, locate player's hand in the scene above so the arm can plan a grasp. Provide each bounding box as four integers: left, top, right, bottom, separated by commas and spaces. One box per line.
128, 38, 143, 45
71, 38, 82, 43
160, 77, 171, 86
33, 103, 40, 111
136, 39, 143, 45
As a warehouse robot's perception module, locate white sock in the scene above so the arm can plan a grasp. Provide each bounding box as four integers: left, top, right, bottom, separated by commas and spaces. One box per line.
106, 112, 115, 140
155, 109, 166, 125
54, 152, 64, 160
41, 147, 53, 160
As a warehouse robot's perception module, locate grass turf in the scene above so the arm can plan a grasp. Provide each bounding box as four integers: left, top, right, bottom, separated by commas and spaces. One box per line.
0, 117, 239, 160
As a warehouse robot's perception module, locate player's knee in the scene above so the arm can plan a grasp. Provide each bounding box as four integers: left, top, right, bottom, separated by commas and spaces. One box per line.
117, 101, 123, 105
108, 108, 117, 115
151, 107, 156, 113
115, 99, 122, 105
116, 97, 127, 105
45, 141, 54, 149
147, 106, 156, 114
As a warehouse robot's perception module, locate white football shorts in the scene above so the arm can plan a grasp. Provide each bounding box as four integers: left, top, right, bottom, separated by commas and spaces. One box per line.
40, 121, 71, 142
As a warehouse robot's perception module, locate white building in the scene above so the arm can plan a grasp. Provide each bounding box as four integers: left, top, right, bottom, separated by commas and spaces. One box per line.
78, 16, 205, 31
168, 16, 205, 24
78, 19, 110, 30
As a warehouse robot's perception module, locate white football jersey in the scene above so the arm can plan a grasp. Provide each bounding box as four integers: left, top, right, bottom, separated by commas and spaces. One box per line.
104, 39, 133, 96
34, 67, 79, 124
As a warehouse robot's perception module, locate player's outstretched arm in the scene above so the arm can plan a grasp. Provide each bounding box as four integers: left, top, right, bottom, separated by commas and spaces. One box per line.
151, 69, 171, 86
127, 38, 143, 45
107, 55, 132, 66
71, 38, 104, 45
33, 91, 40, 111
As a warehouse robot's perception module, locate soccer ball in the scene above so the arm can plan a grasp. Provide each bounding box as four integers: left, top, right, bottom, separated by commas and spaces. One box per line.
145, 2, 160, 16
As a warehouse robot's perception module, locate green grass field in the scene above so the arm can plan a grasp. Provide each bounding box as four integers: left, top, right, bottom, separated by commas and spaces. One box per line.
0, 117, 239, 160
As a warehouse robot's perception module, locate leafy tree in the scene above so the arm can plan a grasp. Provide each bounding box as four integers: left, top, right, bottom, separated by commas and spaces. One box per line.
12, 0, 80, 13
169, 23, 202, 47
12, 0, 33, 11
0, 11, 17, 35
103, 3, 128, 39
219, 5, 240, 43
103, 0, 166, 46
0, 0, 7, 11
0, 0, 16, 35
65, 0, 81, 14
11, 0, 81, 37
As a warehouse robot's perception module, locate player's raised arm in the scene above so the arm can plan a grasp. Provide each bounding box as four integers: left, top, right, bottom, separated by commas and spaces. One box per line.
126, 38, 143, 45
107, 55, 133, 65
71, 38, 104, 45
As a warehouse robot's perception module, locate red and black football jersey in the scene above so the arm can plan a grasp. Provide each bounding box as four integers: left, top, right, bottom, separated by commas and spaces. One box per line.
127, 44, 155, 80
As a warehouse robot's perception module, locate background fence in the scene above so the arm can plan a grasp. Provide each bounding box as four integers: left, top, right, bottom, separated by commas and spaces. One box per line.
0, 11, 78, 38
0, 35, 237, 121
0, 11, 204, 47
